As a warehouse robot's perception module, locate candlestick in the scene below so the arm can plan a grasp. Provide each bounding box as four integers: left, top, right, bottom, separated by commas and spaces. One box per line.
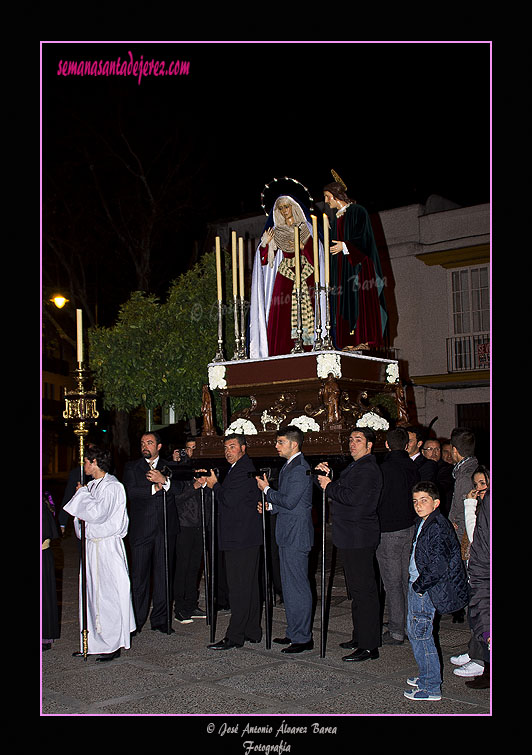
215, 237, 222, 301
239, 295, 247, 359
63, 362, 99, 661
322, 214, 333, 350
291, 287, 304, 353
232, 294, 241, 361
231, 231, 238, 298
311, 216, 323, 351
76, 309, 83, 364
323, 213, 330, 286
238, 236, 247, 359
294, 225, 301, 289
213, 300, 225, 362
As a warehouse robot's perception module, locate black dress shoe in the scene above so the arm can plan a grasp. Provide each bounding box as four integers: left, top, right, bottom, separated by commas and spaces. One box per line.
208, 637, 243, 650
273, 637, 291, 645
342, 647, 379, 662
245, 636, 262, 643
151, 625, 175, 634
95, 648, 121, 662
281, 640, 314, 654
339, 640, 357, 649
72, 651, 85, 657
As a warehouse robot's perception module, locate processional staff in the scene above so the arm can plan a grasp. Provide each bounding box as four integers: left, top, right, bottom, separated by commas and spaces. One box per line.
63, 308, 99, 660
200, 486, 211, 626
160, 465, 174, 635
319, 467, 333, 658
259, 467, 273, 649
308, 465, 333, 657
209, 484, 216, 644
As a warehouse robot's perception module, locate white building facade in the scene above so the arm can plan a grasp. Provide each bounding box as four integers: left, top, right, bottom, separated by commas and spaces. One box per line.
378, 195, 490, 459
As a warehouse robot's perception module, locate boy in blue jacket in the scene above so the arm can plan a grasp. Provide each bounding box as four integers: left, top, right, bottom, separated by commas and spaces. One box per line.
405, 481, 469, 701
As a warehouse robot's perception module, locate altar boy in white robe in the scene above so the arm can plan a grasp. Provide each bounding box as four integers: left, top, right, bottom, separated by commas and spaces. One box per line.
64, 446, 136, 661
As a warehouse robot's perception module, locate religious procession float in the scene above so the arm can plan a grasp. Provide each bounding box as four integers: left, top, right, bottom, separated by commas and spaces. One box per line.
195, 175, 409, 462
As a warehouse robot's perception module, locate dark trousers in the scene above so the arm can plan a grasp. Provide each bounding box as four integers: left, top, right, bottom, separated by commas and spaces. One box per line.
173, 526, 203, 616
216, 549, 230, 609
278, 546, 313, 644
339, 546, 381, 650
269, 514, 283, 599
130, 531, 176, 630
223, 545, 262, 644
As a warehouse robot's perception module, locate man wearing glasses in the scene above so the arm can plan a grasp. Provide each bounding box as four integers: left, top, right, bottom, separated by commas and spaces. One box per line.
421, 438, 454, 518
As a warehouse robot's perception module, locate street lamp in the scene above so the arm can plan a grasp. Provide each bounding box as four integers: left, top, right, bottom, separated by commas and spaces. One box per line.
50, 294, 69, 309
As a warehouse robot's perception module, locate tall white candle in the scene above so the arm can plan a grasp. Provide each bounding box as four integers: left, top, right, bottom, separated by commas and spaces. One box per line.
231, 231, 238, 297
215, 237, 222, 301
323, 213, 330, 286
311, 214, 319, 284
238, 237, 244, 299
76, 309, 83, 364
294, 225, 301, 289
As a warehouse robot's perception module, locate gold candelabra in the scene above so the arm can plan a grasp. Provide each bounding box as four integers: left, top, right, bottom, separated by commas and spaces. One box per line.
63, 362, 99, 659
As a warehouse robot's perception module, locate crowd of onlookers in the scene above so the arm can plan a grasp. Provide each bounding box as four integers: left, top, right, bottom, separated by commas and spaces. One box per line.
42, 421, 490, 703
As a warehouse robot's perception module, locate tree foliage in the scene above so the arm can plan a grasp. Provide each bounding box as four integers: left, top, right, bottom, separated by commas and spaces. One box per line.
89, 249, 238, 420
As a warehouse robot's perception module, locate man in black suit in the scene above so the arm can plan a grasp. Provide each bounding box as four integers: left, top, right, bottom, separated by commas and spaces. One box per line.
316, 427, 383, 662
406, 425, 438, 482
376, 427, 420, 645
257, 425, 315, 653
201, 434, 262, 650
123, 431, 181, 634
421, 437, 454, 517
171, 440, 209, 623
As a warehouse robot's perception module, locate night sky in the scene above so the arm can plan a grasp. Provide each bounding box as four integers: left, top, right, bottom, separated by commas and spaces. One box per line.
42, 41, 490, 324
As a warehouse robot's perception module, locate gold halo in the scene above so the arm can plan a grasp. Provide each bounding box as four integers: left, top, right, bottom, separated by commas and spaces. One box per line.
331, 169, 347, 192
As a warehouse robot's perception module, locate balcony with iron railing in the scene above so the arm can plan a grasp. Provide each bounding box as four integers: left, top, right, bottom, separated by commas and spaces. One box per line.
447, 333, 490, 372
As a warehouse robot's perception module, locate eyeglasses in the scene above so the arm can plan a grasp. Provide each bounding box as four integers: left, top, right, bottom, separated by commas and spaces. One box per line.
422, 447, 439, 453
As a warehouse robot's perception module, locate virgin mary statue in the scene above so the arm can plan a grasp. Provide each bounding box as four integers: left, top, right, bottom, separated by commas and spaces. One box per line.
249, 180, 326, 358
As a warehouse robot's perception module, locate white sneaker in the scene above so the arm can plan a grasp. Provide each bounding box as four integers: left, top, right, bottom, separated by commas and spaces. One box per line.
404, 688, 441, 701
453, 660, 484, 677
450, 652, 470, 666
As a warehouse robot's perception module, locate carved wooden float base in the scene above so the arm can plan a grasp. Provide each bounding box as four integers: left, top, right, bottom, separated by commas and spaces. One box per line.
197, 350, 406, 459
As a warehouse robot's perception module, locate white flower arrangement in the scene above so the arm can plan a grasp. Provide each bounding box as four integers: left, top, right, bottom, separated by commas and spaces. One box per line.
356, 411, 389, 432
208, 364, 227, 390
317, 353, 342, 379
386, 362, 399, 384
225, 418, 258, 436
290, 415, 321, 433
